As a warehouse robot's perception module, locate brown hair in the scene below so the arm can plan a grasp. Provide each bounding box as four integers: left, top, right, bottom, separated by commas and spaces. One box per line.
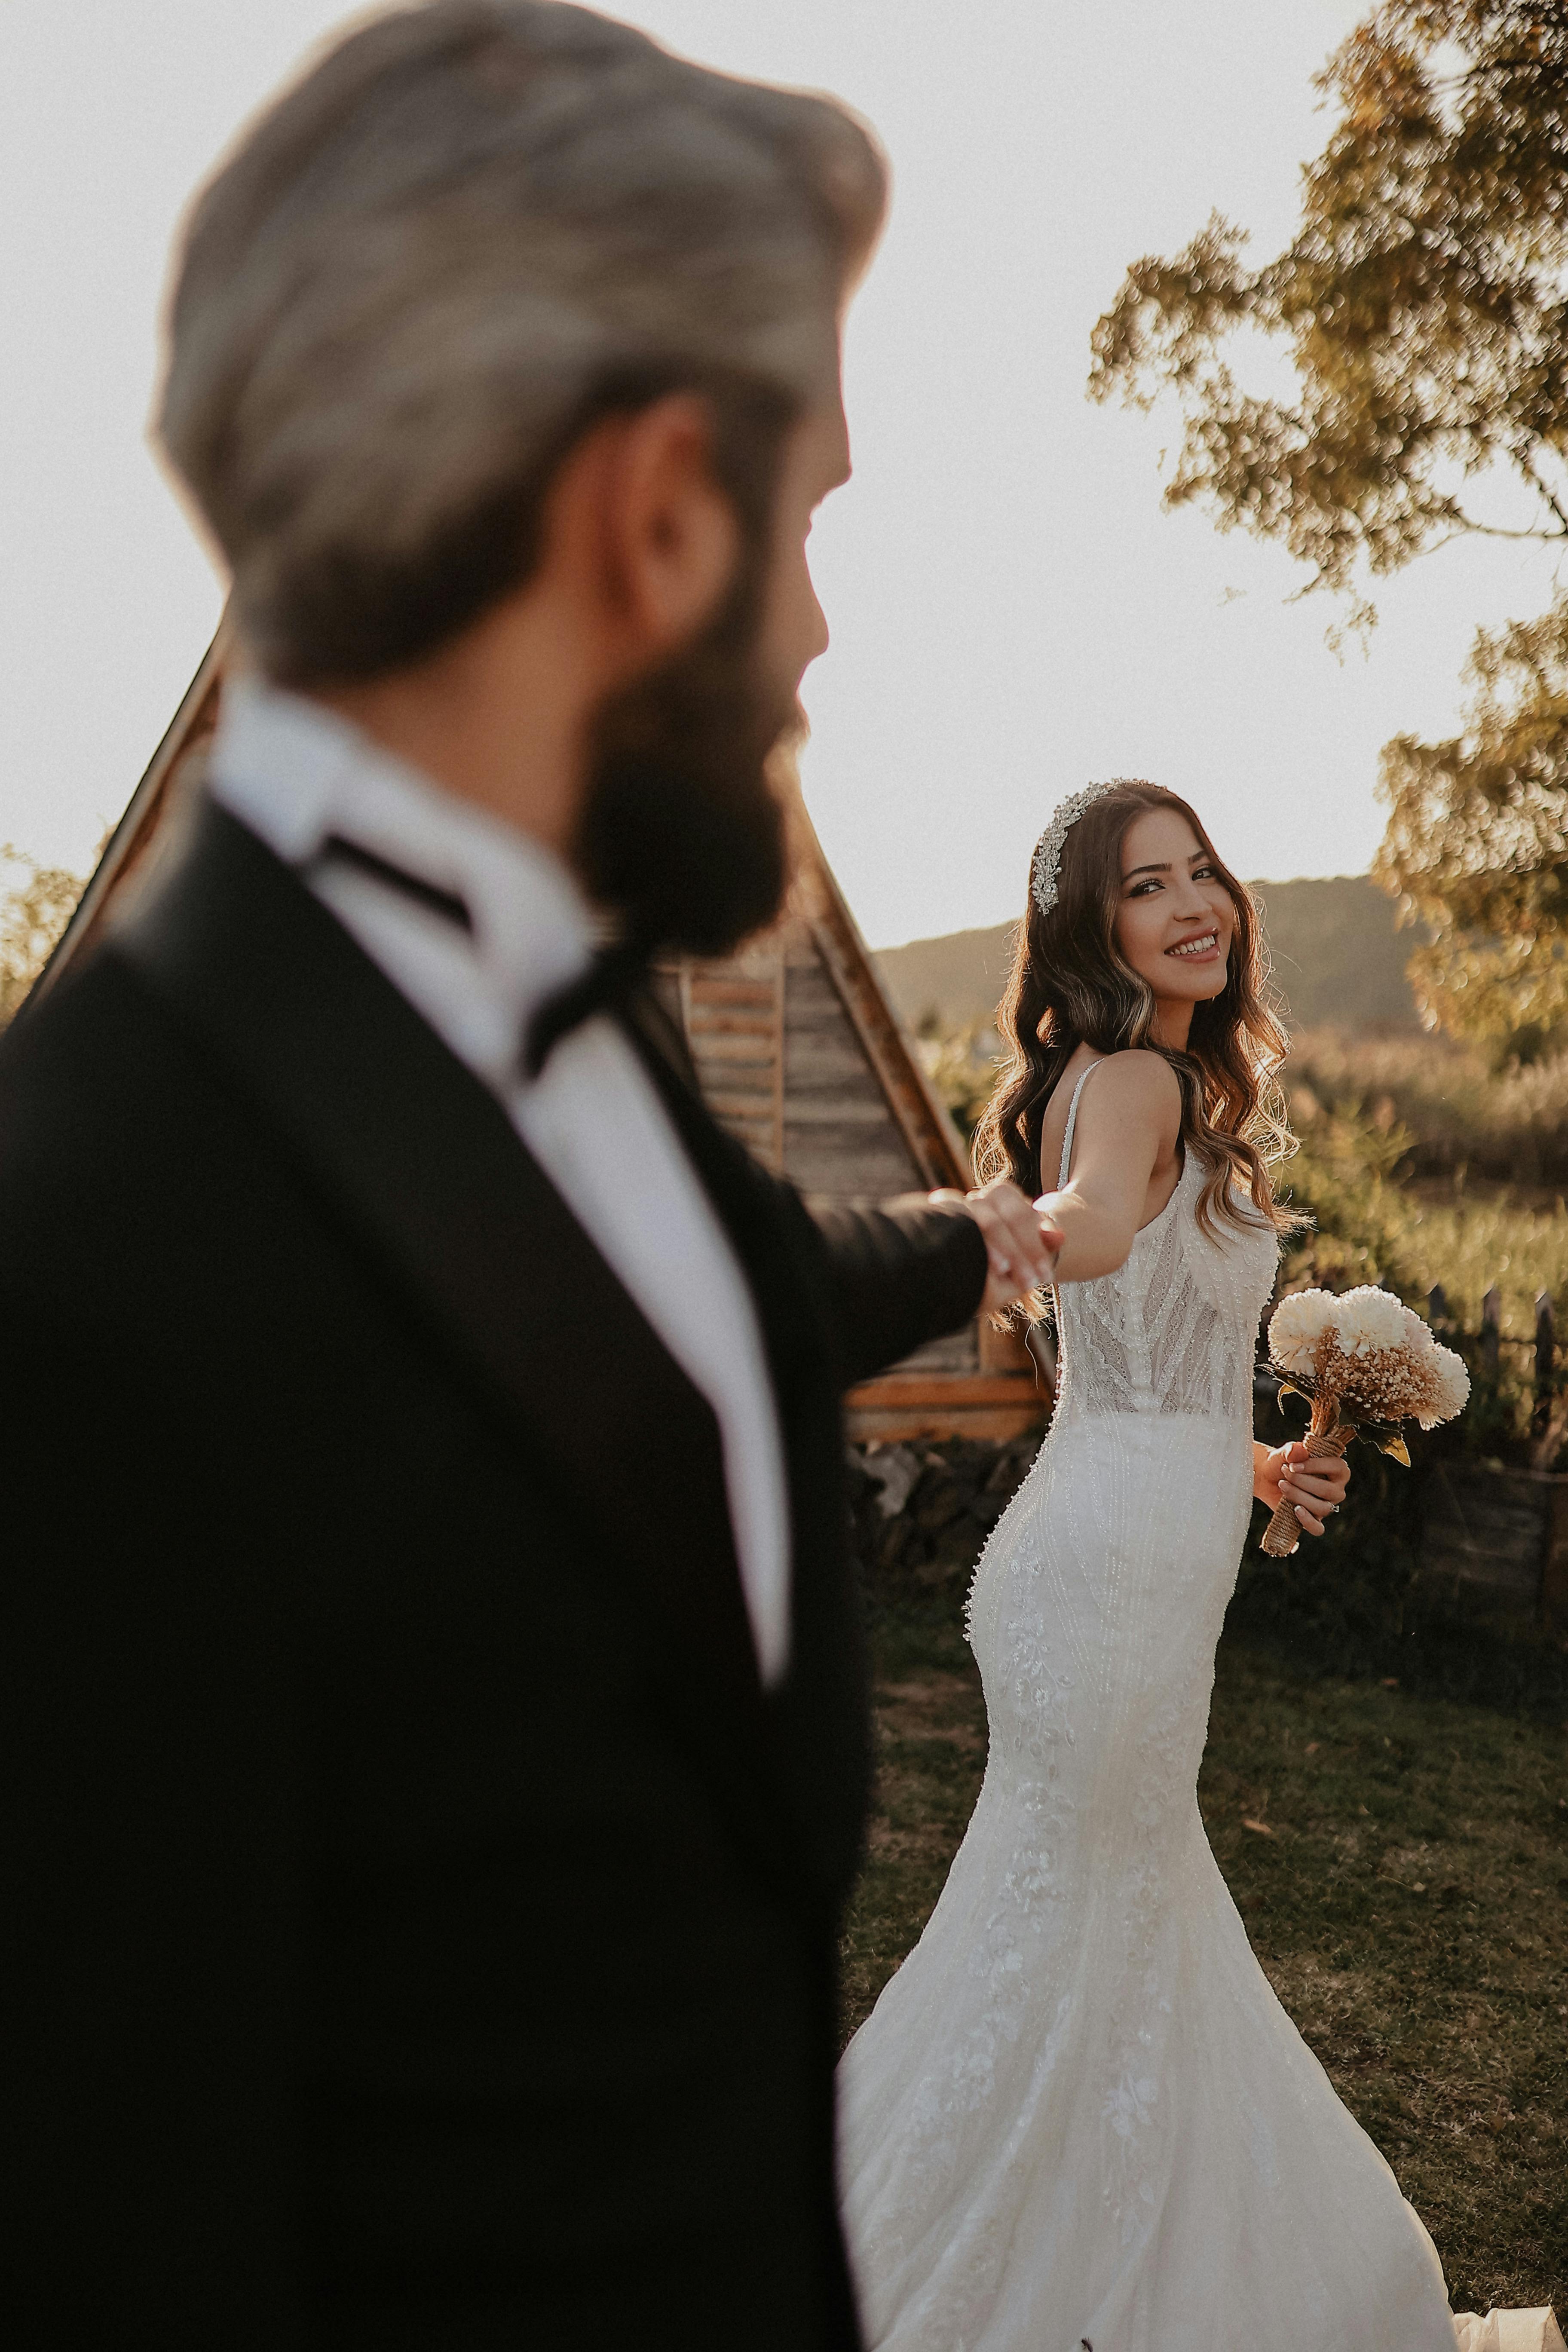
973, 780, 1294, 1240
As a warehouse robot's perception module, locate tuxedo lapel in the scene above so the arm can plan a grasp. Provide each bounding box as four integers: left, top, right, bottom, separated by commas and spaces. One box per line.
620, 997, 873, 1902
110, 797, 781, 1871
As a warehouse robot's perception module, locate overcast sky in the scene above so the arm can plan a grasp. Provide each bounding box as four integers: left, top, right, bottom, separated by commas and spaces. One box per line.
5, 0, 1565, 946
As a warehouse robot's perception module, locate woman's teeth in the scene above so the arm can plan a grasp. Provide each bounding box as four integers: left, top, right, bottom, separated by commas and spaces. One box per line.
1168, 932, 1218, 958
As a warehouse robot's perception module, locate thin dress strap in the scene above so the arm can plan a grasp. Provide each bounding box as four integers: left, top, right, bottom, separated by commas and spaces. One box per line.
1057, 1060, 1105, 1187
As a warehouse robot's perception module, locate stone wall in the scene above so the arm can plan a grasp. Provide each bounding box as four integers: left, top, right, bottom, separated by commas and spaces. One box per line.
851, 1433, 1568, 1644
847, 1433, 1042, 1607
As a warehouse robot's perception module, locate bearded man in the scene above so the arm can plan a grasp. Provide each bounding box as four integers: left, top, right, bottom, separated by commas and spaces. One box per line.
0, 7, 1058, 2345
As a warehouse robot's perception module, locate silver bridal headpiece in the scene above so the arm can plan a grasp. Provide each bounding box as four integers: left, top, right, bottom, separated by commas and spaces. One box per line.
1029, 778, 1130, 917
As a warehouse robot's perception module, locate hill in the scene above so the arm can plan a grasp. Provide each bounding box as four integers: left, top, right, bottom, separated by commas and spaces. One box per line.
875, 875, 1425, 1037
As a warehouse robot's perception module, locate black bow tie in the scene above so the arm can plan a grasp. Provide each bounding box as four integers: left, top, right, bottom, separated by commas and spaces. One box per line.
521, 939, 649, 1078
313, 831, 646, 1080
318, 832, 474, 933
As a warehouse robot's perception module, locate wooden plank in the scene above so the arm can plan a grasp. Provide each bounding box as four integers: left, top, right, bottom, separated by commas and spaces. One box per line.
785, 823, 970, 1192
703, 1093, 779, 1126
689, 1044, 776, 1073
782, 1132, 919, 1196
846, 1402, 1045, 1443
781, 954, 924, 1196
689, 1025, 776, 1051
782, 1100, 900, 1127
842, 1368, 1050, 1443
678, 946, 785, 1172
688, 991, 777, 1011
845, 1373, 1046, 1407
30, 617, 231, 1001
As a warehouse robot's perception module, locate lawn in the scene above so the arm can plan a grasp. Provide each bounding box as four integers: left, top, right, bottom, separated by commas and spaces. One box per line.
841, 1607, 1568, 2317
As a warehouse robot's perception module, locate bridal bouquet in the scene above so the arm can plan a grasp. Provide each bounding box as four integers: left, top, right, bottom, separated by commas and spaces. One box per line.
1261, 1285, 1470, 1557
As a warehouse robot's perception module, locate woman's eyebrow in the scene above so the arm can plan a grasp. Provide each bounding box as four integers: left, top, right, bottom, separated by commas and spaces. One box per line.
1121, 851, 1209, 881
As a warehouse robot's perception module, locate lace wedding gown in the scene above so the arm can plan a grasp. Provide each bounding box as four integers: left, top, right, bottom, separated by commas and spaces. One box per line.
839, 1063, 1557, 2352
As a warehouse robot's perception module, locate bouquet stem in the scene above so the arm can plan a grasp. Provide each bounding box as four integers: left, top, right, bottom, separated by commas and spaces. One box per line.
1261, 1405, 1351, 1558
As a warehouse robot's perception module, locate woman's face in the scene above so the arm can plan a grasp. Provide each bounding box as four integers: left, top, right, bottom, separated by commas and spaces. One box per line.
1112, 806, 1235, 1012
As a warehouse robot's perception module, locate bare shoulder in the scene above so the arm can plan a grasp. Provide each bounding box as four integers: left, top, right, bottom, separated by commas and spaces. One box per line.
1082, 1049, 1182, 1121
1038, 1045, 1182, 1192
1070, 1050, 1183, 1167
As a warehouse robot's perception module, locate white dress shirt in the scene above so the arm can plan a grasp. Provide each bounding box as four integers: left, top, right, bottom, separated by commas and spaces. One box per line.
209, 675, 793, 1686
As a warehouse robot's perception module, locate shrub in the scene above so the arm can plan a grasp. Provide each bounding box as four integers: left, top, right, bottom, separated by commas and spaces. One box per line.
0, 848, 83, 1026
1286, 1025, 1568, 1189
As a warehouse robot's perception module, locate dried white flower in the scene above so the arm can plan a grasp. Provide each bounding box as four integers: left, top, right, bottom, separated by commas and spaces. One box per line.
1418, 1344, 1470, 1427
1269, 1282, 1469, 1437
1334, 1285, 1412, 1356
1030, 780, 1127, 917
1268, 1287, 1338, 1375
1401, 1304, 1436, 1353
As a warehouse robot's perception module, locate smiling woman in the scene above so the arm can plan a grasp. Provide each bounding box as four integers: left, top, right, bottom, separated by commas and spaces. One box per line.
835, 773, 1553, 2350
974, 775, 1292, 1248
1116, 804, 1234, 989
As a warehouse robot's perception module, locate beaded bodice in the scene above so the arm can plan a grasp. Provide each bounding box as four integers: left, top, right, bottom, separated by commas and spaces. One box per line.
1049, 1061, 1278, 1430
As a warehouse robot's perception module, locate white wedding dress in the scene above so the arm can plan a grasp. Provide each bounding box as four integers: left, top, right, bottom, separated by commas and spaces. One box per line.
839, 1064, 1559, 2352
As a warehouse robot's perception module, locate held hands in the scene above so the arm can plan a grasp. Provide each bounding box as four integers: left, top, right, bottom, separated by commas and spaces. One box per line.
931, 1178, 1064, 1317
1253, 1441, 1351, 1539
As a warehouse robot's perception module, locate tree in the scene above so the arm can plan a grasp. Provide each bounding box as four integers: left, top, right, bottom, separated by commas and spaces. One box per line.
1379, 591, 1568, 1047
0, 848, 83, 1026
1089, 1, 1568, 1048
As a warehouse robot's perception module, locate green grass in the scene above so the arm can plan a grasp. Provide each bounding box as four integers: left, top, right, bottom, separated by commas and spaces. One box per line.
839, 1610, 983, 2045
842, 1614, 1568, 2316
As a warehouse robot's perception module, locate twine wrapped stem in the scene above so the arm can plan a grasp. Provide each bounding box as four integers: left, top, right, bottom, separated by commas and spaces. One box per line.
1262, 1400, 1351, 1557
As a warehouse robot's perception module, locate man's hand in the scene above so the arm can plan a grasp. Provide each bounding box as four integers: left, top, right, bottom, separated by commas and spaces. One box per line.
931, 1178, 1063, 1318
1253, 1440, 1351, 1537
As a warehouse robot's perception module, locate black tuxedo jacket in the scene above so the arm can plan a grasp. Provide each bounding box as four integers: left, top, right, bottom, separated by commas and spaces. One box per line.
0, 798, 986, 2349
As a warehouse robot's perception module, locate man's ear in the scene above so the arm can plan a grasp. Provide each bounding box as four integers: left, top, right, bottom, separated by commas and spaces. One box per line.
594, 392, 741, 656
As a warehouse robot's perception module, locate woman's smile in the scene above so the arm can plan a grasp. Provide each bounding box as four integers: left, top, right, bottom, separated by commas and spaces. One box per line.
1106, 805, 1239, 1041
1166, 928, 1222, 963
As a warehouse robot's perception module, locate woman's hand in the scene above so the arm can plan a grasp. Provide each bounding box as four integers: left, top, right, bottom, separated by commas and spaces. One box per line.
1253, 1440, 1350, 1538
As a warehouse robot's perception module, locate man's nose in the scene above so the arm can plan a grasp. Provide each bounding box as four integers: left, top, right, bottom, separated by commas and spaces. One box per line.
805, 579, 829, 665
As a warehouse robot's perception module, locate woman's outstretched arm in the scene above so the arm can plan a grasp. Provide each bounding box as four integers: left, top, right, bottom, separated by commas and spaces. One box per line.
1033, 1051, 1185, 1283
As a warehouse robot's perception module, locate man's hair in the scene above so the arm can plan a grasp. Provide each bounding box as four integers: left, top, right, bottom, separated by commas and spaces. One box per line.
157, 1, 887, 683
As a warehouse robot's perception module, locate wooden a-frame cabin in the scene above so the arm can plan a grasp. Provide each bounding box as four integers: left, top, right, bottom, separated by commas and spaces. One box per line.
43, 631, 1047, 1441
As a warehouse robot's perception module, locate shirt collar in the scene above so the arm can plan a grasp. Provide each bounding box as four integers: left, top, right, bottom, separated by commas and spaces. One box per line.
208, 673, 597, 1025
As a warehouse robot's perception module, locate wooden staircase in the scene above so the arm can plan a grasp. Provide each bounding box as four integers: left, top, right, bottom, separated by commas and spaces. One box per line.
677, 949, 786, 1175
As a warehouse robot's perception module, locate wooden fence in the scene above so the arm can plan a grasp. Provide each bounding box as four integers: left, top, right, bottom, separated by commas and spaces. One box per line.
1409, 1283, 1568, 1639
1425, 1280, 1558, 1446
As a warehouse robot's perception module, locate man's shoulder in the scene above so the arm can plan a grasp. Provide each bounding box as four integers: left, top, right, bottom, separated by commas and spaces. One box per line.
0, 943, 190, 1125
0, 942, 267, 1251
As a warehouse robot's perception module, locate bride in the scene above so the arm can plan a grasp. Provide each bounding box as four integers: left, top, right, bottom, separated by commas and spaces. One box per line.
837, 779, 1560, 2352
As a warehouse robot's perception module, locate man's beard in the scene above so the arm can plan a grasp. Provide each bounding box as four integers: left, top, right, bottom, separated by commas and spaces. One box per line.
572, 557, 799, 962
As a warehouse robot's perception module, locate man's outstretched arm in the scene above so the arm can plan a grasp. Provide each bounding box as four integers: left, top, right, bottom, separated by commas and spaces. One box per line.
806, 1183, 1060, 1389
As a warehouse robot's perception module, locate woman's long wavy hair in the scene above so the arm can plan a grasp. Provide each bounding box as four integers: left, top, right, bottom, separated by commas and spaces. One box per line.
973, 780, 1294, 1243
